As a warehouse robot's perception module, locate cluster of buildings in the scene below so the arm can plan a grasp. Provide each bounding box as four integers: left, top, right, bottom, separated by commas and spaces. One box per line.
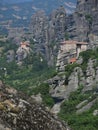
16, 40, 31, 64
56, 40, 88, 71
20, 41, 30, 49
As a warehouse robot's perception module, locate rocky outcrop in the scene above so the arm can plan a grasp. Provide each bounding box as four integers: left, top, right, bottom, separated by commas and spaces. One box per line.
76, 100, 88, 109
48, 57, 98, 101
76, 98, 97, 114
28, 0, 98, 66
16, 46, 32, 63
47, 75, 66, 100
48, 67, 85, 100
66, 0, 98, 45
68, 67, 85, 93
30, 6, 66, 66
66, 12, 89, 42
0, 80, 68, 130
49, 6, 66, 42
56, 48, 73, 71
31, 93, 42, 104
7, 50, 15, 63
5, 41, 32, 65
83, 59, 97, 92
6, 0, 98, 67
51, 102, 62, 115
93, 109, 98, 116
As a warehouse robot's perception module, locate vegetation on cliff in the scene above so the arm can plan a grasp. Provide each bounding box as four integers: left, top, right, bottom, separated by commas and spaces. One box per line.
0, 38, 98, 130
0, 38, 98, 128
0, 40, 56, 108
58, 86, 98, 130
58, 48, 98, 130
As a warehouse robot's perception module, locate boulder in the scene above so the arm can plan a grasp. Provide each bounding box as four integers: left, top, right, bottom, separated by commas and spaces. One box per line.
93, 110, 98, 116
31, 93, 42, 104
76, 98, 97, 114
51, 102, 62, 115
0, 81, 68, 130
76, 100, 88, 109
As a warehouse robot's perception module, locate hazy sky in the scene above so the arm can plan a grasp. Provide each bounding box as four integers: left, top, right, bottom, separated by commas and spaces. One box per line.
2, 0, 76, 4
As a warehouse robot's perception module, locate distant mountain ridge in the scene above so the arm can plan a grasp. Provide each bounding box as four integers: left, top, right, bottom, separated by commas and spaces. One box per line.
2, 0, 76, 4
0, 0, 76, 28
1, 0, 32, 4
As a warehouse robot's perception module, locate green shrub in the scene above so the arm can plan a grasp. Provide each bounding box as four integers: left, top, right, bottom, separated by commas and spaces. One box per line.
65, 63, 79, 85
58, 85, 98, 130
31, 83, 55, 107
65, 33, 69, 40
85, 14, 93, 25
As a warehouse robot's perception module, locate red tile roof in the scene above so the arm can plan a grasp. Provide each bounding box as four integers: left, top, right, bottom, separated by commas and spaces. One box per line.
76, 41, 88, 45
20, 41, 30, 46
60, 40, 88, 45
69, 57, 77, 63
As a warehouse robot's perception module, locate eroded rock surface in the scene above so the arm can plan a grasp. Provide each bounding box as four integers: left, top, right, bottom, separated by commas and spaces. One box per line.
0, 81, 68, 130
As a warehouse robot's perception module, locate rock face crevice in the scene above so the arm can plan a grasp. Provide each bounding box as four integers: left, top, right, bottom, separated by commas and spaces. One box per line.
48, 58, 98, 101
29, 6, 66, 66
